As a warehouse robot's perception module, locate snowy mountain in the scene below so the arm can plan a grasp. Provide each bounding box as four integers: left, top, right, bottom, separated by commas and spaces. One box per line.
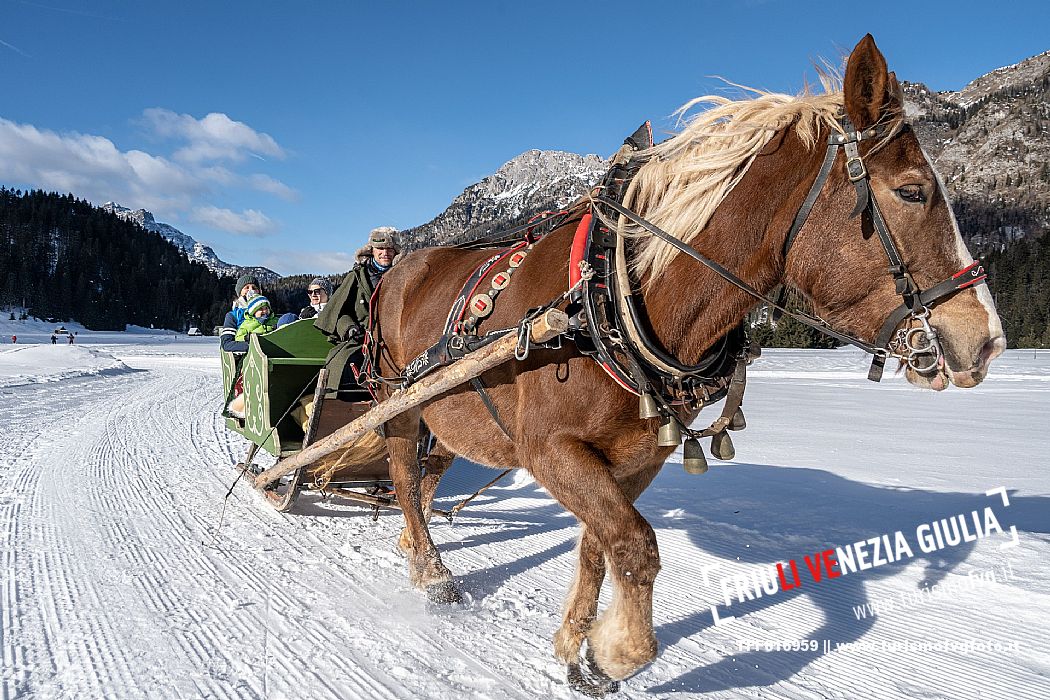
401, 149, 607, 247
100, 202, 279, 284
902, 50, 1050, 248
402, 52, 1049, 253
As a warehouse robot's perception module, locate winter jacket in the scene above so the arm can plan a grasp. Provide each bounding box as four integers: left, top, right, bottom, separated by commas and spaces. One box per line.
220, 296, 253, 353
235, 313, 278, 341
314, 250, 395, 396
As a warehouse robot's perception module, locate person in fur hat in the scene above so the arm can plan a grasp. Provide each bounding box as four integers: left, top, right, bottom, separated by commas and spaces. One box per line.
314, 226, 402, 398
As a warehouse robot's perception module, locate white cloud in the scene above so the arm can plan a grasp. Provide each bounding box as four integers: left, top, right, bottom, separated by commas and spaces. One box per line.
143, 108, 285, 163
0, 117, 200, 212
0, 114, 293, 233
191, 205, 276, 237
248, 173, 298, 201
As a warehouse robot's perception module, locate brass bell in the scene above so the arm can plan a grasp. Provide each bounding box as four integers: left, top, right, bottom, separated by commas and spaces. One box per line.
710, 430, 736, 460
638, 393, 661, 420
730, 407, 746, 431
656, 418, 682, 447
682, 438, 708, 474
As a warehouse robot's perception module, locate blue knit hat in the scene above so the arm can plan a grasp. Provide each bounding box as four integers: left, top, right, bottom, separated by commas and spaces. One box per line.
245, 295, 272, 317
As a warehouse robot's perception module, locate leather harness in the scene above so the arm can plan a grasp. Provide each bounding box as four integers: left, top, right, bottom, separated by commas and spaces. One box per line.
377, 112, 989, 446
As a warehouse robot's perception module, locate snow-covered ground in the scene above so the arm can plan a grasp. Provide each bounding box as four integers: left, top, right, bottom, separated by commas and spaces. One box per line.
1, 327, 1047, 699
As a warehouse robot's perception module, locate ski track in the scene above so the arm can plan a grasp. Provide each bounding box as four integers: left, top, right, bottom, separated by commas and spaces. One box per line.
1, 346, 1048, 699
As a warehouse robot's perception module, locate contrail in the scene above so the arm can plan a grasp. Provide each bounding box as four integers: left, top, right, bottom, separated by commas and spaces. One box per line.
0, 38, 31, 58
16, 0, 125, 22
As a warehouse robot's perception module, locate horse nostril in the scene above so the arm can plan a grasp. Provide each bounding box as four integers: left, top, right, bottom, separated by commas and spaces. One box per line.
976, 336, 1006, 370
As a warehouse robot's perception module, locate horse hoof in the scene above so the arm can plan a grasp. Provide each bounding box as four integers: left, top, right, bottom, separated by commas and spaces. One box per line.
567, 658, 621, 697
567, 645, 621, 697
425, 580, 463, 605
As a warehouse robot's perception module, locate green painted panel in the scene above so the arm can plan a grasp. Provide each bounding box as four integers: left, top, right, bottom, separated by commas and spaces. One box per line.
220, 318, 332, 456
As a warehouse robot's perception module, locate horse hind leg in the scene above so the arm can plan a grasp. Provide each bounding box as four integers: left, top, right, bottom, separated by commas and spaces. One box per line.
398, 441, 455, 555
529, 438, 660, 683
385, 410, 461, 604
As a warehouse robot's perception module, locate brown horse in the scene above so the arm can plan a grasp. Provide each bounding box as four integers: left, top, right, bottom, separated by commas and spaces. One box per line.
374, 35, 1005, 690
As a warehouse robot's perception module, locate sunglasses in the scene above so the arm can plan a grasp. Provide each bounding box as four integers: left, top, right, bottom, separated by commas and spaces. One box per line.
307, 288, 325, 296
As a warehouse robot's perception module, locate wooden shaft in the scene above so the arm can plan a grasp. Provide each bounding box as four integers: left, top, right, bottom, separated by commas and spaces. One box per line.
253, 309, 568, 489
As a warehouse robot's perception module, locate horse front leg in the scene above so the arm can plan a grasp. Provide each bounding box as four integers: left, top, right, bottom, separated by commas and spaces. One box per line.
557, 527, 617, 696
398, 442, 455, 555
527, 438, 661, 684
555, 465, 661, 694
385, 410, 461, 604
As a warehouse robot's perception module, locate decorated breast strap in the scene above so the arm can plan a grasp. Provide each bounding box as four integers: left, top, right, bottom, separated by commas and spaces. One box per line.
401, 219, 557, 387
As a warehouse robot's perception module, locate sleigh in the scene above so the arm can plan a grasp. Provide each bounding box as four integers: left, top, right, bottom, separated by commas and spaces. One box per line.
221, 318, 397, 512
221, 312, 568, 513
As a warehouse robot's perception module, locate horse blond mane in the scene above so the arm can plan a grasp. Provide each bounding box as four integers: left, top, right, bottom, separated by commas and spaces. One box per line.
621, 78, 848, 282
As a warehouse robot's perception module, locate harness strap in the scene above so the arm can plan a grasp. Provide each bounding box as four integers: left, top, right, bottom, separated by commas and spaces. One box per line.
470, 376, 513, 440
783, 138, 840, 254
453, 210, 570, 250
698, 357, 748, 438
874, 260, 988, 350
595, 196, 885, 355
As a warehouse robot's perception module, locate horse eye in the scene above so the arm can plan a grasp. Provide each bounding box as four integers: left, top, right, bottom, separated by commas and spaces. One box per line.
896, 185, 926, 203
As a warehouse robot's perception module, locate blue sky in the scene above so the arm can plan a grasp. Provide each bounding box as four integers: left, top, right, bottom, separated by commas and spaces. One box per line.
1, 1, 1047, 275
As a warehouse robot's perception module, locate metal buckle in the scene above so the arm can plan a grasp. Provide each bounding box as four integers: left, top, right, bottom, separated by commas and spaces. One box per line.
846, 156, 867, 182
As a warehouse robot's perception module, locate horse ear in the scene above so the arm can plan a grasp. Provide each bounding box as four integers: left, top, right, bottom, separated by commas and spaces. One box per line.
844, 34, 890, 128
886, 70, 904, 112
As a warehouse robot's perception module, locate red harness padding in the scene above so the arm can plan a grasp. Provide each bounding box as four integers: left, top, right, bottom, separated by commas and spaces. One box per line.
568, 212, 593, 288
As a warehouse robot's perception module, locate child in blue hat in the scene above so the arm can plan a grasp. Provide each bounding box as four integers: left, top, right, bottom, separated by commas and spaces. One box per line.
235, 295, 278, 341
227, 296, 278, 418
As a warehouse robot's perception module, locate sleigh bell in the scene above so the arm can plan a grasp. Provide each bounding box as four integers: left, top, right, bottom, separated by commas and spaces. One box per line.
656, 417, 682, 447
710, 430, 736, 461
730, 407, 746, 431
682, 438, 708, 474
638, 393, 661, 420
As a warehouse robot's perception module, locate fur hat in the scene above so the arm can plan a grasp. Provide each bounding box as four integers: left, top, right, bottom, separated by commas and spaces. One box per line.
235, 274, 260, 296
245, 295, 272, 317
308, 277, 333, 297
368, 226, 401, 252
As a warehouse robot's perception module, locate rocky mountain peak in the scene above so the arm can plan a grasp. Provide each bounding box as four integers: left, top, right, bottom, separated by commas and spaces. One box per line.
100, 202, 279, 283
402, 149, 607, 247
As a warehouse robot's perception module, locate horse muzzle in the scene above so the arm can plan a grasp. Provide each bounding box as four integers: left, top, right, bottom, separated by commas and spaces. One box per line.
902, 330, 1005, 391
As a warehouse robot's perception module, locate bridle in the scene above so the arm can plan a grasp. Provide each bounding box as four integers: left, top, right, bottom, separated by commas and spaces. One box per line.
595, 114, 988, 383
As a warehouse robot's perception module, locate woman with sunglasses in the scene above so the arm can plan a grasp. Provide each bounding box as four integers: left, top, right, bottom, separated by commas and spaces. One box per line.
298, 277, 333, 320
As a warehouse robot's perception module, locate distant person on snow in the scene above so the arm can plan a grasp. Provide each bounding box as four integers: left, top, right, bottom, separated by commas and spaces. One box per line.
68, 334, 74, 345
220, 274, 262, 354
226, 296, 279, 418
315, 226, 401, 399
51, 335, 57, 344
10, 335, 15, 343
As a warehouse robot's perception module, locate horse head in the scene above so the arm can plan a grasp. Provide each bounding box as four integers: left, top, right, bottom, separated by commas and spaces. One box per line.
786, 34, 1005, 390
